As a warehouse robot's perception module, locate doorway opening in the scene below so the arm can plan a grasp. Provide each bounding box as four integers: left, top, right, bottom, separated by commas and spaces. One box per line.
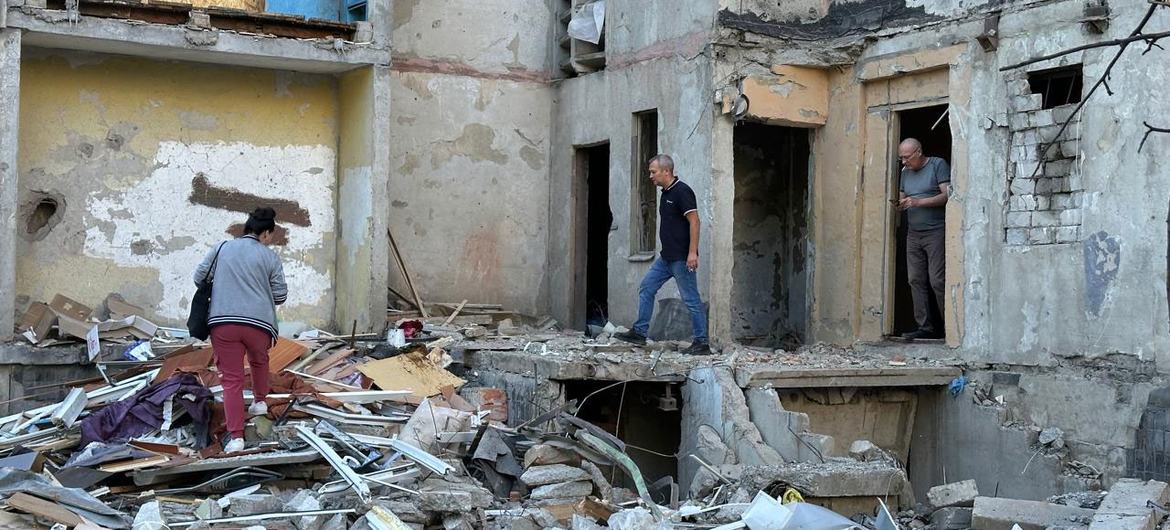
731, 123, 811, 349
578, 144, 612, 329
891, 104, 952, 339
563, 380, 682, 501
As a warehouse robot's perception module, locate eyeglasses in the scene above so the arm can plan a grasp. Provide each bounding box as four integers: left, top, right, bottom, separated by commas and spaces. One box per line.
897, 151, 922, 161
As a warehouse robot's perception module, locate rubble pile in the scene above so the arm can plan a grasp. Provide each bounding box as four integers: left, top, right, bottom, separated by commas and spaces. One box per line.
3, 296, 1169, 529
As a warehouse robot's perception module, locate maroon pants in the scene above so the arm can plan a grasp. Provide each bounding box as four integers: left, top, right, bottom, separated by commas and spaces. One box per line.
210, 324, 272, 437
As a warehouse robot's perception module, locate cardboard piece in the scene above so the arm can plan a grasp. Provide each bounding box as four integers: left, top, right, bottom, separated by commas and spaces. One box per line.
57, 313, 158, 341
104, 293, 146, 320
358, 349, 465, 398
50, 294, 92, 322
17, 302, 57, 342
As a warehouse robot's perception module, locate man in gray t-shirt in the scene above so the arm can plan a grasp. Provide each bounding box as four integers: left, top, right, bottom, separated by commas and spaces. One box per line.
897, 138, 950, 340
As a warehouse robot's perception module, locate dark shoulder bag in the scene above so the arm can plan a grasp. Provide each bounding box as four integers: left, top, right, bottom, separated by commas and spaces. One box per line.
187, 242, 225, 340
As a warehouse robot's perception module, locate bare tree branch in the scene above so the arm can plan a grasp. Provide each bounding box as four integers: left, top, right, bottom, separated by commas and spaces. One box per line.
1000, 28, 1170, 71
1140, 122, 1170, 152
1028, 3, 1163, 177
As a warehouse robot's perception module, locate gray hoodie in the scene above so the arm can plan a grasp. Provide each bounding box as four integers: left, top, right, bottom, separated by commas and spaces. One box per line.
193, 235, 287, 338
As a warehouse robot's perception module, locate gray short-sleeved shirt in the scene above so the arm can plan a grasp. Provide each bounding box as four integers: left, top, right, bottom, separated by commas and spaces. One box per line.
900, 157, 950, 231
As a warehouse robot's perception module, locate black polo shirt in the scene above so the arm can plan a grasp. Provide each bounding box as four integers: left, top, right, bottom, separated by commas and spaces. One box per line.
659, 179, 698, 261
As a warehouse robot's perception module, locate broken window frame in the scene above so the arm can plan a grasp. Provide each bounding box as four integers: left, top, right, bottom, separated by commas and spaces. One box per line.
1027, 64, 1084, 110
630, 109, 659, 259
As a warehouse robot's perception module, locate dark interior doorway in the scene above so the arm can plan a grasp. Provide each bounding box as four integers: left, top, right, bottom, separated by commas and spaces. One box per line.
563, 380, 682, 501
892, 105, 952, 338
583, 144, 612, 328
731, 123, 811, 349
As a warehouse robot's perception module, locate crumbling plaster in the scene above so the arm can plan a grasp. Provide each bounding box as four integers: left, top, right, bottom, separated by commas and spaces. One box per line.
16, 51, 340, 332
388, 0, 555, 314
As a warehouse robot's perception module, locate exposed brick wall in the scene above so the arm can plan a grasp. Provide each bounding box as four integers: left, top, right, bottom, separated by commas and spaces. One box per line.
1004, 74, 1084, 246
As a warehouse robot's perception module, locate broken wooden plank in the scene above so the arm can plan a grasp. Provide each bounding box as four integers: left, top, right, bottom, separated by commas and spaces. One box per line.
288, 342, 341, 374
5, 493, 83, 527
98, 454, 169, 472
268, 338, 311, 374
442, 300, 468, 326
388, 227, 428, 318
306, 348, 355, 376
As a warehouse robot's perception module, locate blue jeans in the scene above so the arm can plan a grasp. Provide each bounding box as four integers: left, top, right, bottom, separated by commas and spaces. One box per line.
632, 258, 708, 343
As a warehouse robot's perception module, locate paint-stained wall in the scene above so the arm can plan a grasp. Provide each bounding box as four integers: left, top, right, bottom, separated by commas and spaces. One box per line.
16, 50, 339, 332
389, 0, 553, 313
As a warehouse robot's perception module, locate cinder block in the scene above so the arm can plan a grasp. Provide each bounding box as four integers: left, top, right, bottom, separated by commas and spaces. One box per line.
1028, 227, 1055, 245
1009, 195, 1038, 212
1031, 210, 1060, 227
1030, 109, 1056, 128
971, 497, 1095, 530
1009, 179, 1035, 196
1059, 209, 1082, 226
1013, 94, 1043, 112
1006, 228, 1029, 246
1034, 177, 1056, 195
1005, 211, 1031, 228
1052, 104, 1080, 123
353, 21, 374, 43
928, 479, 979, 508
1056, 226, 1081, 244
1036, 195, 1051, 210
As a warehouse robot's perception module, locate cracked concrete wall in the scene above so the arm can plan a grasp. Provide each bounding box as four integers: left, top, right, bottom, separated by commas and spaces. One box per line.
388, 0, 554, 314
0, 30, 20, 335
548, 0, 719, 330
15, 50, 339, 332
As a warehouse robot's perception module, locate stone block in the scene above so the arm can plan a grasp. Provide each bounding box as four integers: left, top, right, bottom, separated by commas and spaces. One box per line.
188, 11, 211, 28
1033, 177, 1055, 195
797, 433, 834, 463
227, 495, 285, 516
420, 477, 494, 512
971, 497, 1095, 530
1030, 109, 1056, 128
1005, 211, 1031, 228
1036, 195, 1051, 210
288, 490, 322, 530
1056, 226, 1080, 244
1009, 179, 1035, 196
1016, 160, 1041, 179
1006, 228, 1029, 245
530, 480, 593, 500
1014, 144, 1039, 163
1013, 129, 1039, 146
1052, 104, 1080, 123
746, 387, 809, 461
521, 464, 591, 487
1028, 227, 1055, 245
1067, 172, 1084, 191
931, 507, 973, 529
1032, 210, 1060, 227
1045, 159, 1072, 178
928, 479, 979, 508
1059, 209, 1081, 226
524, 444, 579, 468
1010, 113, 1032, 131
1060, 140, 1081, 159
1008, 78, 1033, 96
695, 424, 736, 466
1009, 195, 1038, 212
1013, 94, 1043, 112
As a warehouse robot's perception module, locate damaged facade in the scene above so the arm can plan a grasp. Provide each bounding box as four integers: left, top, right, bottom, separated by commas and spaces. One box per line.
3, 0, 1170, 527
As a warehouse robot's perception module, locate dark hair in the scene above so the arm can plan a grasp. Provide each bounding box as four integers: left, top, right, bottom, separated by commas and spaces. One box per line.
244, 207, 277, 236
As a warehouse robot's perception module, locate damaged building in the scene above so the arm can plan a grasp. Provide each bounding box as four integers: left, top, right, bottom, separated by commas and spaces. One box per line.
2, 0, 1170, 527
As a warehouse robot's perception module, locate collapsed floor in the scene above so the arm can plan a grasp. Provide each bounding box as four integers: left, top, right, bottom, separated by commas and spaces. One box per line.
0, 297, 1168, 529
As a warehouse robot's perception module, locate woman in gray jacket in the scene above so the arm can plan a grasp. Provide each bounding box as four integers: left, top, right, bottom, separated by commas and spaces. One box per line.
193, 207, 288, 453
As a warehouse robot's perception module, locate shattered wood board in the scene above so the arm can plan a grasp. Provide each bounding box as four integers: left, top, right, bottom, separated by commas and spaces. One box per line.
358, 351, 465, 397
269, 338, 311, 374
153, 346, 214, 384
5, 493, 83, 527
734, 366, 961, 388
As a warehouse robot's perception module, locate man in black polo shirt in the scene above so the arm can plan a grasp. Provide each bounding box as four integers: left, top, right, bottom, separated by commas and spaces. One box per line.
615, 154, 710, 355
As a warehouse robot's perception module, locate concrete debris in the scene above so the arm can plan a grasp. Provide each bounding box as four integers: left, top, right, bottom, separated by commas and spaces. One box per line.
927, 479, 979, 508
1088, 478, 1170, 530
520, 464, 591, 486
930, 506, 973, 529
971, 496, 1095, 530
523, 443, 580, 468
1039, 427, 1065, 450
530, 480, 593, 500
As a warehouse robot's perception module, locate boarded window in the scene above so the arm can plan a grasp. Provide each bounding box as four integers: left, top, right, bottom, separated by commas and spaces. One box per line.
631, 110, 658, 255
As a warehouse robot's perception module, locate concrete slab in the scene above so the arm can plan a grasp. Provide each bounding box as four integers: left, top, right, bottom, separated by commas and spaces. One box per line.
735, 365, 962, 388
971, 497, 1095, 530
10, 10, 388, 74
1089, 478, 1170, 530
928, 479, 980, 508
744, 387, 809, 461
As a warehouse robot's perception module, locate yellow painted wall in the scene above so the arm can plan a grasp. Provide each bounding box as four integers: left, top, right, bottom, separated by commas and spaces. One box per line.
16, 50, 340, 331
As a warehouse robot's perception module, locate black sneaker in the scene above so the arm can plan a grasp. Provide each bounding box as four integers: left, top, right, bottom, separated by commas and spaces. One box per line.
613, 330, 647, 346
901, 328, 935, 341
682, 342, 712, 356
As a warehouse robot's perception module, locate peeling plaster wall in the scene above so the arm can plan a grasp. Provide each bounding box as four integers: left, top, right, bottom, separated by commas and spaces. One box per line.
388, 0, 554, 314
16, 50, 338, 331
549, 0, 718, 330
